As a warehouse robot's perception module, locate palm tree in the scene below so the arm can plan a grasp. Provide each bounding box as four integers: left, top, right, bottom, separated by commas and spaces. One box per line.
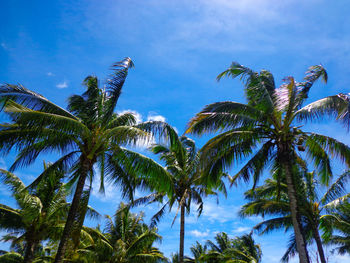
321, 201, 350, 256
240, 169, 350, 262
186, 62, 350, 263
73, 203, 165, 263
203, 232, 262, 263
186, 242, 207, 263
0, 58, 171, 263
0, 165, 70, 263
132, 123, 227, 263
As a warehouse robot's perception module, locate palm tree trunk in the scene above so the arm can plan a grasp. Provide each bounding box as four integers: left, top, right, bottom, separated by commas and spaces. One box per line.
23, 238, 38, 263
312, 223, 327, 263
179, 203, 185, 263
54, 158, 91, 263
279, 147, 310, 263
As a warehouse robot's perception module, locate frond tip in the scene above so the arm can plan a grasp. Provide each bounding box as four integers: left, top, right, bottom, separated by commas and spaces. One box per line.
111, 57, 134, 69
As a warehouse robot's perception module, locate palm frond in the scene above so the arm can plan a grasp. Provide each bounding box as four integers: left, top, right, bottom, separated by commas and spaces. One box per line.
150, 203, 168, 228
233, 141, 274, 188
253, 216, 292, 235
0, 204, 23, 231
0, 169, 26, 195
108, 112, 138, 128
186, 105, 260, 135
298, 64, 328, 99
321, 170, 350, 205
307, 133, 350, 168
0, 84, 77, 119
296, 94, 349, 127
217, 62, 275, 113
4, 100, 87, 133
115, 148, 174, 195
304, 134, 333, 185
103, 57, 134, 122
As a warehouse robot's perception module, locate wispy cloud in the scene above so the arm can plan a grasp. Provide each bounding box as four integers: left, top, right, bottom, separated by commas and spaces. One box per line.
84, 0, 346, 74
201, 200, 239, 223
232, 226, 251, 233
190, 229, 210, 238
47, 72, 55, 77
144, 0, 295, 60
147, 113, 166, 122
56, 81, 68, 89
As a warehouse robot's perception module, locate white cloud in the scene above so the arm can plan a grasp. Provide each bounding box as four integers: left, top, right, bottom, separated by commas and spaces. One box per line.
92, 178, 121, 202
201, 200, 239, 223
146, 0, 296, 58
232, 226, 251, 233
147, 113, 166, 122
47, 72, 55, 76
117, 110, 166, 123
56, 81, 68, 89
190, 229, 210, 238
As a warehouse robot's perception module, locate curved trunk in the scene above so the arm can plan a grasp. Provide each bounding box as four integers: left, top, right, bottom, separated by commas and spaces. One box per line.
72, 186, 92, 250
23, 238, 38, 263
312, 223, 327, 263
54, 157, 91, 263
179, 203, 185, 263
279, 146, 310, 263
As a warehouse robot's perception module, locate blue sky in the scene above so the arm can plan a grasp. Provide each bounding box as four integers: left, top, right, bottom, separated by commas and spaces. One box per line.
1, 0, 350, 262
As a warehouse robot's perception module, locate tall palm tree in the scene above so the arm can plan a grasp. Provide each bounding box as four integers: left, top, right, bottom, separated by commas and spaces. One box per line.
240, 169, 350, 262
0, 165, 70, 263
132, 123, 227, 263
0, 58, 171, 263
186, 62, 350, 263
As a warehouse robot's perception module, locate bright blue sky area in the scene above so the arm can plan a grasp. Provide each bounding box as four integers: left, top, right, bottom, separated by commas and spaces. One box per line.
1, 1, 350, 262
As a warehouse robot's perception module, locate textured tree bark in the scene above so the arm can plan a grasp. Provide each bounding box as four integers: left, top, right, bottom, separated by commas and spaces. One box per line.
54, 158, 90, 263
179, 203, 185, 263
312, 223, 327, 263
23, 238, 38, 263
279, 146, 310, 263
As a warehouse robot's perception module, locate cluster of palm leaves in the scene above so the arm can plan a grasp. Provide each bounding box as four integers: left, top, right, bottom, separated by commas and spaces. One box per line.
1, 57, 350, 263
180, 232, 261, 263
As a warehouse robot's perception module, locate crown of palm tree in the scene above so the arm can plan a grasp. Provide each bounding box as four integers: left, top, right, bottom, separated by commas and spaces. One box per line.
71, 203, 165, 263
0, 164, 74, 262
187, 63, 350, 187
201, 232, 262, 263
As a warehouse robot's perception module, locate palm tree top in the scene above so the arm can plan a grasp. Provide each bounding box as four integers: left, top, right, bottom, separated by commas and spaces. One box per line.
186, 62, 350, 187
